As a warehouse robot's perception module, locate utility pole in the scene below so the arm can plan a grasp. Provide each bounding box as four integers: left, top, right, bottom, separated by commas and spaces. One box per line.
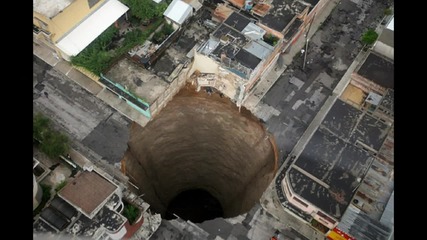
303, 12, 316, 71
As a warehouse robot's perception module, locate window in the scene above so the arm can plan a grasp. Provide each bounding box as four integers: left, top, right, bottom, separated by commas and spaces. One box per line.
293, 197, 308, 207
33, 24, 41, 33
317, 211, 336, 224
34, 18, 51, 35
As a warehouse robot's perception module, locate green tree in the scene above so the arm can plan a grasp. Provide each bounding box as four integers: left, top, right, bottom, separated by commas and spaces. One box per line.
123, 202, 140, 224
39, 130, 70, 159
71, 26, 118, 75
123, 0, 167, 21
33, 113, 50, 141
384, 8, 393, 16
152, 23, 175, 43
361, 29, 378, 45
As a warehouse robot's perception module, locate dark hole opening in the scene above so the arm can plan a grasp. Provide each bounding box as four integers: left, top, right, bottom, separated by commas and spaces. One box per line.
164, 189, 224, 223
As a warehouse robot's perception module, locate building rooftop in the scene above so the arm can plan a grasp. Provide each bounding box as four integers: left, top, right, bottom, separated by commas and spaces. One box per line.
212, 23, 248, 44
58, 171, 118, 218
377, 125, 393, 164
212, 3, 234, 22
377, 28, 394, 48
164, 0, 193, 25
352, 157, 394, 220
386, 17, 394, 31
223, 0, 316, 33
243, 40, 274, 60
284, 19, 303, 40
49, 196, 78, 220
323, 99, 390, 152
203, 11, 276, 79
292, 128, 373, 218
33, 0, 75, 18
33, 218, 58, 233
224, 11, 253, 31
349, 113, 389, 151
379, 89, 394, 113
56, 0, 129, 57
242, 22, 267, 41
236, 49, 262, 70
104, 58, 169, 105
39, 206, 70, 231
289, 97, 393, 219
67, 206, 127, 237
357, 52, 394, 89
336, 204, 392, 240
259, 0, 311, 32
321, 99, 364, 141
379, 191, 394, 227
260, 2, 295, 32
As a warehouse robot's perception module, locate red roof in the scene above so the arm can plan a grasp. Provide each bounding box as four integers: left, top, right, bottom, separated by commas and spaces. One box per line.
327, 227, 356, 240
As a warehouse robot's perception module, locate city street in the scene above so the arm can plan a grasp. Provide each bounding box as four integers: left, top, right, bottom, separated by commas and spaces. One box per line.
262, 0, 390, 157
32, 0, 392, 238
33, 56, 131, 165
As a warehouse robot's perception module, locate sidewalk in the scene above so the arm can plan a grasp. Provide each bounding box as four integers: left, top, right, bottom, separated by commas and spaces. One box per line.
242, 0, 341, 111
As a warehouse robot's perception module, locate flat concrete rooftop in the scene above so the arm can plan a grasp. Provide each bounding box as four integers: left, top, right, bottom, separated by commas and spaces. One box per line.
292, 128, 372, 218
34, 0, 74, 18
290, 98, 392, 218
357, 52, 394, 89
261, 2, 295, 32
104, 58, 169, 105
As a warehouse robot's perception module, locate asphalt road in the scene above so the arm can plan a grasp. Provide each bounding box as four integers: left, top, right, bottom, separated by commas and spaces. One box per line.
33, 56, 131, 164
153, 0, 391, 239
32, 0, 391, 238
262, 0, 389, 158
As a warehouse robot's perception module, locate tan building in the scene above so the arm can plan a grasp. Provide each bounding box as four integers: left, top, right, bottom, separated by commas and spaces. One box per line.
33, 0, 128, 61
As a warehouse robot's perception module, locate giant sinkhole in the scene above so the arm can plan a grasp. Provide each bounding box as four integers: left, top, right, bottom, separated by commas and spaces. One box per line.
122, 85, 278, 223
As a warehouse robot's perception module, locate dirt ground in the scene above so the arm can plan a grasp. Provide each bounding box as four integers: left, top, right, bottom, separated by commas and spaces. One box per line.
122, 84, 278, 220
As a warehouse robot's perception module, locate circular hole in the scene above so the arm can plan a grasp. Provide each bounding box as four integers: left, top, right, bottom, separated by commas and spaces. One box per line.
123, 86, 278, 223
165, 189, 224, 223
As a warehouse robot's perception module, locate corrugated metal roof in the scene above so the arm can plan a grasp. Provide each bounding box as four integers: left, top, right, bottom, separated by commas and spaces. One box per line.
337, 204, 392, 240
50, 196, 78, 220
365, 91, 382, 105
40, 206, 70, 231
56, 0, 128, 57
163, 0, 193, 25
200, 38, 220, 55
380, 191, 394, 228
243, 40, 273, 60
241, 22, 266, 41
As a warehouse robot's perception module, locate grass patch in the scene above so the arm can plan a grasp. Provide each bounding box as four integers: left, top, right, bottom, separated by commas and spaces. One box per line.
33, 113, 70, 159
71, 18, 164, 76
